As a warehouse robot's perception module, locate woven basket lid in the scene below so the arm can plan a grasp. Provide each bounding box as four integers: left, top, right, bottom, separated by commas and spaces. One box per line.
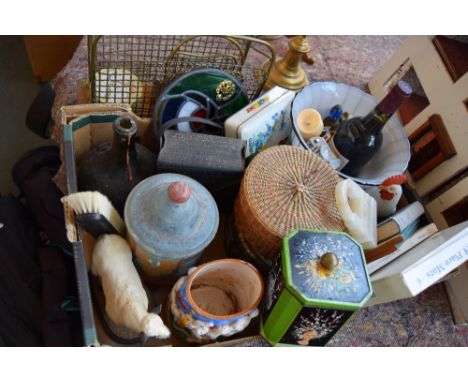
235, 145, 345, 259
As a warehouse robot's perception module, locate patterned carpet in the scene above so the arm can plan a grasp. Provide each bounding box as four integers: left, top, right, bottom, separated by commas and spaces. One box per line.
329, 284, 468, 346
51, 35, 468, 346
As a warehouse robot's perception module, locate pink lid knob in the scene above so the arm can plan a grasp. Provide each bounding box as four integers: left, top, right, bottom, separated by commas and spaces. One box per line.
167, 182, 191, 204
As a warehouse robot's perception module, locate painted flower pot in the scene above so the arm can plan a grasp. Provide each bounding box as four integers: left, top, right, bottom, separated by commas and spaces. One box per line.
124, 173, 219, 284
170, 259, 264, 343
261, 229, 373, 346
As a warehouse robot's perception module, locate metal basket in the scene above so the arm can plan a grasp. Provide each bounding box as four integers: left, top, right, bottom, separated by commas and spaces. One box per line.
88, 35, 276, 118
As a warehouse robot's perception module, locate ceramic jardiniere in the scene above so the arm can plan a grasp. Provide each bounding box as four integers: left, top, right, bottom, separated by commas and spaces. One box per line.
170, 259, 264, 343
261, 229, 373, 346
124, 173, 219, 284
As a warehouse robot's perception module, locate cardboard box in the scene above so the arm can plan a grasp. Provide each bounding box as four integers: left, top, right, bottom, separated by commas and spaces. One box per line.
60, 104, 264, 346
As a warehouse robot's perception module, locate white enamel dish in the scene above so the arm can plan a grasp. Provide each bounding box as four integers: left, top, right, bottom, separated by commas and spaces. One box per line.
291, 82, 411, 186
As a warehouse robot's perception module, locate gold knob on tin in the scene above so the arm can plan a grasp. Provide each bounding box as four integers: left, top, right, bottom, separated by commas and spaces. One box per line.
320, 252, 338, 271
216, 80, 236, 102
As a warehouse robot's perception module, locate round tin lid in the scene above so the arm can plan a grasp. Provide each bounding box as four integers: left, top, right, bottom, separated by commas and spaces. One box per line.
124, 173, 219, 259
282, 229, 372, 309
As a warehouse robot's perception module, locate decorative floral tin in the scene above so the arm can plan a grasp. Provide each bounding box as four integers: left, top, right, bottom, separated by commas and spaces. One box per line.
224, 86, 295, 158
261, 229, 372, 346
124, 173, 219, 283
169, 259, 264, 343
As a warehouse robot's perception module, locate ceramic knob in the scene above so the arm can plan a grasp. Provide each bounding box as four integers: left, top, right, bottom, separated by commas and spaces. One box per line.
167, 181, 192, 204
320, 252, 338, 271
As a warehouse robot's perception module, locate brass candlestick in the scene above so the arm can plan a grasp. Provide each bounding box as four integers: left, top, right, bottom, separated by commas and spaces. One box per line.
263, 36, 313, 91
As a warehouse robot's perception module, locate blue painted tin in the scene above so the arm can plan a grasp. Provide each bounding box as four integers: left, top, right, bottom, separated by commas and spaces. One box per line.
261, 229, 372, 346
124, 173, 219, 283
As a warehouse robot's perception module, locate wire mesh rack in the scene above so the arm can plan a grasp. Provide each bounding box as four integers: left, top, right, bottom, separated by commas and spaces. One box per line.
88, 35, 276, 118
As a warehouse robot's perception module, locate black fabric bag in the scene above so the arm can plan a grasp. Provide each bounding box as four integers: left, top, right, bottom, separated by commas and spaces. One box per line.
0, 196, 80, 346
38, 246, 76, 346
0, 195, 44, 346
12, 145, 71, 252
0, 146, 83, 346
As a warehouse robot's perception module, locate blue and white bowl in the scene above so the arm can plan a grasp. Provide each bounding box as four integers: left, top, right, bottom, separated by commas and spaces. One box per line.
291, 82, 411, 186
169, 259, 264, 343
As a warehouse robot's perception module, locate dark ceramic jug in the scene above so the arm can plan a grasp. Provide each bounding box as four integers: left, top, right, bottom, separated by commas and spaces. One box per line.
77, 116, 156, 216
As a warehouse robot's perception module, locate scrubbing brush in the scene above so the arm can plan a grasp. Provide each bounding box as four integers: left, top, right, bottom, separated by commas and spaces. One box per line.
61, 191, 125, 238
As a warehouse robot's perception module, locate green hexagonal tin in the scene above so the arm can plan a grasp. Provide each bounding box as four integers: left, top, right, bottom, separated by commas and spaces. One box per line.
261, 229, 373, 346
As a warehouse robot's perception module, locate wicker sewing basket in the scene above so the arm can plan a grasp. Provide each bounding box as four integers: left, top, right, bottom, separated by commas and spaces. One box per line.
234, 145, 345, 260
